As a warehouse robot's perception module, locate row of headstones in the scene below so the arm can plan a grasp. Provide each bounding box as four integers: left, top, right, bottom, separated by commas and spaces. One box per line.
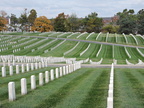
63, 42, 80, 55
89, 58, 103, 65
106, 32, 109, 42
0, 47, 8, 52
124, 47, 131, 59
0, 43, 10, 47
107, 63, 114, 108
8, 63, 81, 101
76, 32, 87, 38
122, 33, 128, 44
1, 62, 48, 77
96, 44, 103, 57
50, 40, 66, 51
80, 44, 91, 56
1, 59, 74, 67
0, 57, 67, 65
0, 35, 11, 40
0, 55, 68, 63
66, 32, 79, 38
95, 32, 102, 40
86, 32, 94, 40
12, 38, 37, 48
37, 39, 57, 50
0, 55, 67, 63
136, 47, 144, 57
24, 38, 46, 49
0, 36, 20, 46
13, 48, 21, 53
130, 34, 138, 45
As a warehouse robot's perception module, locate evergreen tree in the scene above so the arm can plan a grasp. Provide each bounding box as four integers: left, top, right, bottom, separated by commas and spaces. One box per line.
54, 13, 67, 32
28, 9, 37, 26
137, 9, 144, 35
83, 12, 103, 32
117, 9, 137, 34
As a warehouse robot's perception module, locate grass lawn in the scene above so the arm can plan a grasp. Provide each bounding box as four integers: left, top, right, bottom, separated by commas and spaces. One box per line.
1, 66, 144, 108
1, 68, 110, 108
114, 68, 144, 108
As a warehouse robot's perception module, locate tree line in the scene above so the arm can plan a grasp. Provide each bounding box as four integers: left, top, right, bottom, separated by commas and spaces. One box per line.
0, 8, 144, 34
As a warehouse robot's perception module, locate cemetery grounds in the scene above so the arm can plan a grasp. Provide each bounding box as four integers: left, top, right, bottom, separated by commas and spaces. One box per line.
0, 32, 144, 108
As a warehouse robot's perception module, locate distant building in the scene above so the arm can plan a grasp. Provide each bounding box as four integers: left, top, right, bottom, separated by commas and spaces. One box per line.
102, 15, 119, 25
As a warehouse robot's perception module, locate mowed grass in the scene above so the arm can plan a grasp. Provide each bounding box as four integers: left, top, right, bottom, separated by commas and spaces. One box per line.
0, 32, 144, 63
114, 68, 144, 108
1, 68, 110, 108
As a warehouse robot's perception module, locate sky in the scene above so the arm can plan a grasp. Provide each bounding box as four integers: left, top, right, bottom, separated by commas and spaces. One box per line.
0, 0, 144, 18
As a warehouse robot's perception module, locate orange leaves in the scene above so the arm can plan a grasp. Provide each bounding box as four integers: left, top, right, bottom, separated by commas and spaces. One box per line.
0, 17, 7, 31
32, 16, 53, 32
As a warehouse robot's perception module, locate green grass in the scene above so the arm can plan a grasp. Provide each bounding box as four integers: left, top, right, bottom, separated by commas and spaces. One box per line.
114, 68, 144, 108
117, 34, 126, 44
42, 40, 78, 57
127, 35, 137, 45
81, 43, 100, 59
0, 67, 55, 105
97, 33, 106, 42
0, 32, 144, 63
1, 67, 144, 107
1, 68, 110, 108
107, 33, 116, 43
65, 42, 89, 57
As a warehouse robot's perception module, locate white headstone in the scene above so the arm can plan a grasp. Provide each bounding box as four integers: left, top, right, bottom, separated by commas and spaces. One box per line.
50, 69, 54, 81
55, 68, 59, 78
63, 66, 66, 75
8, 82, 16, 101
108, 90, 113, 98
16, 65, 19, 74
45, 71, 49, 83
21, 64, 25, 73
2, 66, 6, 77
26, 64, 29, 71
21, 78, 27, 95
9, 66, 13, 76
66, 66, 69, 74
35, 63, 38, 70
31, 63, 34, 70
39, 62, 42, 68
107, 97, 113, 108
31, 75, 36, 90
59, 67, 63, 77
39, 73, 44, 86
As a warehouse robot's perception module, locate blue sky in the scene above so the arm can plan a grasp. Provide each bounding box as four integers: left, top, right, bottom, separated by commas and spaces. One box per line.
0, 0, 144, 18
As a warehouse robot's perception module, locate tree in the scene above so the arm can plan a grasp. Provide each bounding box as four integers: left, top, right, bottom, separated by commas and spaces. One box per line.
117, 9, 137, 34
10, 14, 18, 25
137, 9, 144, 35
32, 16, 53, 32
0, 10, 7, 31
28, 9, 37, 26
19, 8, 28, 31
54, 13, 68, 32
67, 13, 80, 32
102, 24, 119, 33
0, 16, 7, 31
82, 12, 103, 32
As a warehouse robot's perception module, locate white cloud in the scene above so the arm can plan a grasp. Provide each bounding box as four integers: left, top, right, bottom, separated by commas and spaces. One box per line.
0, 0, 144, 18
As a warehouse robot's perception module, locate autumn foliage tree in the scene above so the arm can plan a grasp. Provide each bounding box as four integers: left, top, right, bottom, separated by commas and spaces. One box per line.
32, 16, 53, 32
0, 17, 7, 31
0, 10, 7, 31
